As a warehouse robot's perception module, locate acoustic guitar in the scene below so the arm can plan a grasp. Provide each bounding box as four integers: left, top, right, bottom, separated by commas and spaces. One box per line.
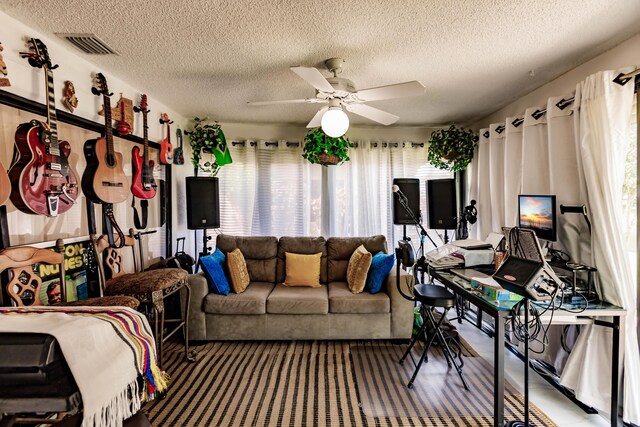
131, 94, 157, 199
159, 113, 174, 164
9, 38, 79, 216
81, 73, 129, 204
0, 160, 10, 205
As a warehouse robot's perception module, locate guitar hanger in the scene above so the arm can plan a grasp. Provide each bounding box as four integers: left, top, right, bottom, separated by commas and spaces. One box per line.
91, 86, 113, 97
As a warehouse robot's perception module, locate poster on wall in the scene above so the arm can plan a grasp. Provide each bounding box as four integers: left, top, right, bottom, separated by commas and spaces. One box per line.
36, 240, 100, 304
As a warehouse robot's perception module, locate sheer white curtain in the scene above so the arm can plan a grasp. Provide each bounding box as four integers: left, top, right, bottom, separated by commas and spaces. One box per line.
489, 124, 505, 233
503, 117, 523, 227
475, 130, 492, 239
560, 70, 640, 424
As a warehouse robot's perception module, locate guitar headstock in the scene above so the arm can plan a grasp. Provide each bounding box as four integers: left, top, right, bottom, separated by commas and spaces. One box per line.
160, 113, 174, 125
133, 94, 149, 114
20, 38, 58, 70
91, 73, 113, 97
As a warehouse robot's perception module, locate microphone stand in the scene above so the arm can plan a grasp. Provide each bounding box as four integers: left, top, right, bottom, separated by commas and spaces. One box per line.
396, 192, 437, 283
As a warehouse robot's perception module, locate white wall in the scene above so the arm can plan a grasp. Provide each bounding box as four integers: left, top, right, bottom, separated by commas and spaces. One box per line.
472, 33, 640, 129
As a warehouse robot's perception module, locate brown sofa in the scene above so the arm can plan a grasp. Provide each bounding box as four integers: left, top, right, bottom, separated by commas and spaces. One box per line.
184, 235, 414, 341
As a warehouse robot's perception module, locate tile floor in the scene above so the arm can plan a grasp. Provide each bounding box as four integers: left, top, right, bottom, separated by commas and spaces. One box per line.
456, 320, 611, 427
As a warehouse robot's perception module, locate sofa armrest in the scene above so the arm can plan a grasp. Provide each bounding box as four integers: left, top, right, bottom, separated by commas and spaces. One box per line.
181, 272, 209, 341
385, 268, 415, 339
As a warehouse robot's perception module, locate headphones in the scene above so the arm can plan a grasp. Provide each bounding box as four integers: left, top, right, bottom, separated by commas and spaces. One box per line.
464, 200, 477, 224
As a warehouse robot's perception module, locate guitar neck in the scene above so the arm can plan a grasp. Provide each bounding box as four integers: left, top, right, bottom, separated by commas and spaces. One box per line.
45, 68, 58, 143
103, 94, 114, 156
143, 111, 149, 162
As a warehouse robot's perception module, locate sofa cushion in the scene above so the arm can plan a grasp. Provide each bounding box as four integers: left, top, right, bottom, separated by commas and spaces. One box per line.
328, 282, 390, 314
283, 252, 322, 287
366, 251, 395, 294
277, 237, 327, 284
217, 235, 278, 283
227, 248, 250, 294
346, 245, 372, 293
327, 236, 388, 283
203, 282, 275, 315
200, 249, 230, 295
267, 284, 328, 314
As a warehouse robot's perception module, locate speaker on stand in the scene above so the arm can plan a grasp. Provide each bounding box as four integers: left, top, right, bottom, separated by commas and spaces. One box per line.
186, 177, 220, 272
426, 178, 458, 243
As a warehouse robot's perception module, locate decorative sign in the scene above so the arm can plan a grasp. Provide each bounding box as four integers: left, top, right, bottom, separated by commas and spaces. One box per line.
98, 95, 134, 128
62, 80, 78, 112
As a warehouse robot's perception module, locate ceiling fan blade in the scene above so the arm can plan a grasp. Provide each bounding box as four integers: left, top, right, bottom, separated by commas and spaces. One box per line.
247, 98, 315, 106
291, 66, 335, 93
345, 103, 399, 125
354, 81, 425, 102
306, 107, 329, 128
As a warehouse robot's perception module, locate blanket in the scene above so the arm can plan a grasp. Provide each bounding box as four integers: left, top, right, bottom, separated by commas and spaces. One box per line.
0, 306, 168, 427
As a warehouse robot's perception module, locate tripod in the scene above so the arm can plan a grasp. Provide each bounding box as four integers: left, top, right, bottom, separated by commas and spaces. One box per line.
194, 229, 213, 273
396, 193, 437, 282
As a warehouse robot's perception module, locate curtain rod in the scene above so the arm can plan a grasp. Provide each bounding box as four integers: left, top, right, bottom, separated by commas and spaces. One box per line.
613, 68, 640, 87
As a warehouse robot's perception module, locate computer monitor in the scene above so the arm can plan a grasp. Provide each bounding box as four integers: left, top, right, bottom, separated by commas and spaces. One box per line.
518, 195, 557, 242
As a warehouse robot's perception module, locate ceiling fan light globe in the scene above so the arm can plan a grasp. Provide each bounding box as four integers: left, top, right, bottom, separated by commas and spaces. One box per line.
321, 108, 349, 138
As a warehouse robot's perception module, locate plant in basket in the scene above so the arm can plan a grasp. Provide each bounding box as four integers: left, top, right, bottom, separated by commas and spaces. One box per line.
302, 127, 351, 166
427, 124, 477, 172
185, 117, 232, 176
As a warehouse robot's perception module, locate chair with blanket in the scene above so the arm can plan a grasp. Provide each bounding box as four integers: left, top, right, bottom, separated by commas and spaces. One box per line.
0, 238, 139, 309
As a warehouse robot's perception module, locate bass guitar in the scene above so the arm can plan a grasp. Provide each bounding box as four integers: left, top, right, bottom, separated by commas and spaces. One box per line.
131, 94, 156, 199
173, 127, 185, 165
81, 73, 129, 204
0, 160, 10, 205
9, 38, 79, 216
159, 113, 173, 164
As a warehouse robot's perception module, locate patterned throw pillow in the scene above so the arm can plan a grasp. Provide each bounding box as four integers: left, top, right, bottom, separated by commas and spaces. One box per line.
227, 248, 250, 294
366, 251, 395, 294
283, 252, 322, 287
347, 245, 373, 294
200, 249, 230, 295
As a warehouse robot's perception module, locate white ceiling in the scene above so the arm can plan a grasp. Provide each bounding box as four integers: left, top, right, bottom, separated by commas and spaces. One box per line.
2, 0, 640, 127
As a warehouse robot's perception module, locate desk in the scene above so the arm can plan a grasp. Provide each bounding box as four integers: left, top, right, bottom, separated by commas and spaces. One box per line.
430, 269, 625, 427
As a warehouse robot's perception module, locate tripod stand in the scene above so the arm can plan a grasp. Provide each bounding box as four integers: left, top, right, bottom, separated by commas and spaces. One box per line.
194, 229, 213, 273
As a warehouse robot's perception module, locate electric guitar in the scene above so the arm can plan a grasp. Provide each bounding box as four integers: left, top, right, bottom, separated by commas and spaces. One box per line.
0, 160, 10, 205
9, 38, 79, 216
131, 94, 157, 199
173, 127, 185, 165
81, 73, 129, 204
159, 113, 174, 164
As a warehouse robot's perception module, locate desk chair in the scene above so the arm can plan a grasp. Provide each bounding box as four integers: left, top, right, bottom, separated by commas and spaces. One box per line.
97, 232, 195, 368
0, 239, 139, 309
395, 243, 469, 390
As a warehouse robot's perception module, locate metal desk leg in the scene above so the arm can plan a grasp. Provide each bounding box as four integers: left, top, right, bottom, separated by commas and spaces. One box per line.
494, 315, 505, 427
611, 316, 620, 427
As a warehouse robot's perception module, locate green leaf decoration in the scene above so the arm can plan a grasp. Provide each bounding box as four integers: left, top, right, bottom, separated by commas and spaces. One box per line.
302, 128, 351, 166
427, 124, 477, 172
185, 117, 230, 175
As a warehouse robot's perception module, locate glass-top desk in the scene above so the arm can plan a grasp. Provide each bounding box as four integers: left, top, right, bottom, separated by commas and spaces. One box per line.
430, 269, 625, 427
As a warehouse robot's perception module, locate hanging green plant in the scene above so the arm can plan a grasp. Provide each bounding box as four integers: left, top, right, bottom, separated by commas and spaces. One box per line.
185, 117, 232, 176
427, 124, 477, 172
302, 128, 351, 166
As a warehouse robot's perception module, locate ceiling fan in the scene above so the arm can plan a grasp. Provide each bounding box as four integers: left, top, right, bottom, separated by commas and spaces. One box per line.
247, 58, 426, 137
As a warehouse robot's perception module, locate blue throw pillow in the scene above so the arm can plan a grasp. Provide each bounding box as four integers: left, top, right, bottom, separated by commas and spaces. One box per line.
365, 251, 395, 294
200, 249, 230, 295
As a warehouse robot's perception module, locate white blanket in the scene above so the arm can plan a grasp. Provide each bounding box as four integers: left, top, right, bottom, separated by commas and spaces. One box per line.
0, 306, 155, 427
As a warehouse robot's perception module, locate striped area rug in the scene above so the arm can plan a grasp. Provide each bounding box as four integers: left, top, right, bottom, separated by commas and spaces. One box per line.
144, 339, 556, 426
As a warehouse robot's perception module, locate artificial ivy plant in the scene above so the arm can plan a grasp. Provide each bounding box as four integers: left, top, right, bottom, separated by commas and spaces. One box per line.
427, 124, 477, 172
302, 128, 351, 166
185, 117, 227, 176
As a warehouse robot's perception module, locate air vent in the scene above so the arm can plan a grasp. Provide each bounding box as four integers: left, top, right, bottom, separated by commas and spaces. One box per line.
56, 33, 119, 55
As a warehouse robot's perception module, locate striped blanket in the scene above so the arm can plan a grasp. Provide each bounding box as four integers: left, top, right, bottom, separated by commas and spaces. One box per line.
0, 306, 168, 427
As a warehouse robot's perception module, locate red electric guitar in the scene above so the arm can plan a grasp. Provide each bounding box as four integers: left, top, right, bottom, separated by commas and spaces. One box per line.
131, 95, 156, 199
9, 38, 79, 216
159, 113, 174, 164
81, 73, 129, 205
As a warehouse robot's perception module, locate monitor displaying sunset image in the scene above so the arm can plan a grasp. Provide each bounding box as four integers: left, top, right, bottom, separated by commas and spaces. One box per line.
518, 195, 557, 241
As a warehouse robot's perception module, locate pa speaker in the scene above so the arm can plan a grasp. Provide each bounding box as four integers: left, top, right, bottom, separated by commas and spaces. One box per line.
186, 177, 220, 230
393, 178, 421, 225
427, 178, 457, 230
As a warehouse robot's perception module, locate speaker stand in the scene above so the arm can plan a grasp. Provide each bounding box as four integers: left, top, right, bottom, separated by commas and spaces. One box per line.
194, 229, 213, 273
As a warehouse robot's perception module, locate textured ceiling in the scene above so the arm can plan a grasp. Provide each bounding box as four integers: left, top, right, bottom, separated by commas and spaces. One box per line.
2, 0, 640, 127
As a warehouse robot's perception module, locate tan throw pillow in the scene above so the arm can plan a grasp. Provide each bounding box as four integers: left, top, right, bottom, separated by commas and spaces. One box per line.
227, 248, 250, 294
347, 245, 373, 294
283, 252, 322, 287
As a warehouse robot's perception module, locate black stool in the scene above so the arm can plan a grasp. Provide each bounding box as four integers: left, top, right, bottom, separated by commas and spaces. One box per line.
399, 283, 469, 390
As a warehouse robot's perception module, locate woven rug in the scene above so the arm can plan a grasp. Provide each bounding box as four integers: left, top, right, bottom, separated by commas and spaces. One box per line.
144, 339, 557, 426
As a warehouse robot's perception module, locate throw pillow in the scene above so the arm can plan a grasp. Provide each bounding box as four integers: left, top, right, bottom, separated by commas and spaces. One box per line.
366, 251, 395, 294
227, 248, 250, 294
283, 252, 322, 287
346, 245, 372, 294
200, 249, 230, 295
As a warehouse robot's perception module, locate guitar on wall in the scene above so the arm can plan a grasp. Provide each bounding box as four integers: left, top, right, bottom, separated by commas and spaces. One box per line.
0, 160, 10, 205
159, 113, 174, 164
81, 73, 129, 205
173, 127, 185, 165
131, 94, 157, 199
9, 38, 79, 216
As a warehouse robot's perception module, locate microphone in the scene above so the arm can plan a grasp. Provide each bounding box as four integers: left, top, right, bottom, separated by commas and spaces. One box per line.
392, 185, 408, 202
